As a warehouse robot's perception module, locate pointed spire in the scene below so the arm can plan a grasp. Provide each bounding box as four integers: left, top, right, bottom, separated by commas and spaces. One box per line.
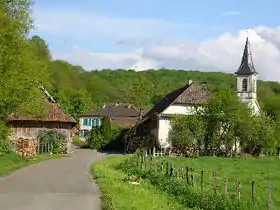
235, 37, 258, 75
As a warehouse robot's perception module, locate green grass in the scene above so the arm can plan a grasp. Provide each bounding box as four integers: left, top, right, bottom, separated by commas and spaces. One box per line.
72, 135, 89, 148
156, 156, 280, 209
92, 156, 189, 210
0, 152, 69, 176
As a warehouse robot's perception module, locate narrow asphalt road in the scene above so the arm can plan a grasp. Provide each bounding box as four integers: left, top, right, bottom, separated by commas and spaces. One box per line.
0, 146, 112, 210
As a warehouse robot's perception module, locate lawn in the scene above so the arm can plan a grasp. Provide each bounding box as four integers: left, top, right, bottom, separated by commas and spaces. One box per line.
0, 152, 69, 176
156, 156, 280, 209
92, 156, 189, 210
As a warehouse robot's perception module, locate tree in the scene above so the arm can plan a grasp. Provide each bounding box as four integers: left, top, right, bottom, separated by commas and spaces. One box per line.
169, 113, 206, 156
0, 0, 50, 140
203, 88, 250, 155
88, 126, 104, 150
101, 116, 112, 145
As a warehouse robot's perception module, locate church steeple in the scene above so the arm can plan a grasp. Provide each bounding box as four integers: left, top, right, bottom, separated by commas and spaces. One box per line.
235, 37, 258, 75
235, 37, 260, 115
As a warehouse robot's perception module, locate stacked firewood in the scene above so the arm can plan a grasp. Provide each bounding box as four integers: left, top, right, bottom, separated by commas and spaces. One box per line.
59, 140, 68, 154
16, 137, 38, 158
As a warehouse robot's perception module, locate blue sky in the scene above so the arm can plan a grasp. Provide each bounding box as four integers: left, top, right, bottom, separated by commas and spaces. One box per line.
31, 0, 280, 80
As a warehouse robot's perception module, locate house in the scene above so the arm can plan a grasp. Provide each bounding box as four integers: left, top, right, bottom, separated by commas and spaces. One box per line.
79, 103, 146, 137
135, 81, 212, 148
235, 37, 261, 115
8, 86, 77, 154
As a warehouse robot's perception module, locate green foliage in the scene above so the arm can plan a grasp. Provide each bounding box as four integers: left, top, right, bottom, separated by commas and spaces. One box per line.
37, 130, 66, 154
169, 89, 280, 156
170, 113, 206, 155
101, 116, 112, 143
88, 126, 105, 149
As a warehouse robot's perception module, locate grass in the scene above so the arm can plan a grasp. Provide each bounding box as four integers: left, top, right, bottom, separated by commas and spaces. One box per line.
0, 152, 69, 176
156, 156, 280, 209
72, 135, 89, 148
92, 156, 189, 210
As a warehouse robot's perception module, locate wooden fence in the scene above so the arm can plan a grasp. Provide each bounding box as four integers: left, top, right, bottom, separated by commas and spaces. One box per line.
36, 141, 53, 154
138, 154, 274, 210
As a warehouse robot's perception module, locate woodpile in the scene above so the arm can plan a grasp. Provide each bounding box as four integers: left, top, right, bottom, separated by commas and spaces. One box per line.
59, 140, 68, 154
16, 137, 38, 158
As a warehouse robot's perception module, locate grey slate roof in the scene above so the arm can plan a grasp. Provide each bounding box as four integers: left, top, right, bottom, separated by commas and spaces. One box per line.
235, 37, 258, 75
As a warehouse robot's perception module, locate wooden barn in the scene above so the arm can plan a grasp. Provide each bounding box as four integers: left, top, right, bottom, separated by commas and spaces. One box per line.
8, 87, 77, 154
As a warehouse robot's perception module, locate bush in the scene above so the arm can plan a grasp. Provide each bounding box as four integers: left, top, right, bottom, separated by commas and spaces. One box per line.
87, 126, 105, 149
102, 126, 125, 151
101, 116, 112, 144
37, 130, 66, 154
0, 123, 13, 156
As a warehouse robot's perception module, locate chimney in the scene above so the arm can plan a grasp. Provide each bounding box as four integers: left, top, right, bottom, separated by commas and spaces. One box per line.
188, 80, 193, 85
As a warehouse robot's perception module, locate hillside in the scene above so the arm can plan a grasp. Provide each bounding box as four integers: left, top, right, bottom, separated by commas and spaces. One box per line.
6, 35, 280, 121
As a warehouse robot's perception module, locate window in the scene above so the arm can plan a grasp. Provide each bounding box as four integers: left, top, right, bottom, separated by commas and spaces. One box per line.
83, 118, 89, 126
242, 78, 248, 91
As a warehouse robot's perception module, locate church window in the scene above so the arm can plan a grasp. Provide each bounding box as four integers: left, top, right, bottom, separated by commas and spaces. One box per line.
242, 78, 248, 91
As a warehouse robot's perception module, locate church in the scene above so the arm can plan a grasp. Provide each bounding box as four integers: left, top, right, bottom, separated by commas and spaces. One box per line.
135, 37, 261, 149
235, 37, 261, 115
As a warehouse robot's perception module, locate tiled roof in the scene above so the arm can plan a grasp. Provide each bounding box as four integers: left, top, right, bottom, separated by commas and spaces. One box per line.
138, 81, 211, 123
80, 104, 147, 118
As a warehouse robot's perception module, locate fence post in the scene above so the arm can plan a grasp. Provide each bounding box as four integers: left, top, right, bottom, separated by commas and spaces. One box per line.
201, 170, 204, 192
161, 162, 164, 174
153, 147, 156, 157
191, 168, 194, 186
212, 171, 217, 195
236, 179, 241, 202
267, 183, 272, 210
170, 164, 174, 177
251, 181, 255, 204
186, 166, 189, 185
155, 160, 158, 172
225, 176, 228, 199
144, 156, 147, 171
165, 162, 169, 176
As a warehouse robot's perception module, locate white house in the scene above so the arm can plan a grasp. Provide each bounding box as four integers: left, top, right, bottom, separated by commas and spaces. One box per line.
135, 81, 211, 148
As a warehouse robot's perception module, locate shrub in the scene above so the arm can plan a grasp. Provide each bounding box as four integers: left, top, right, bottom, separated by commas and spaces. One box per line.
101, 116, 112, 144
88, 126, 105, 149
102, 126, 125, 151
37, 130, 66, 154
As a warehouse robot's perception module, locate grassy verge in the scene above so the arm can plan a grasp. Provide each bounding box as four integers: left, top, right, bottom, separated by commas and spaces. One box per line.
0, 152, 70, 176
156, 156, 280, 209
92, 156, 188, 210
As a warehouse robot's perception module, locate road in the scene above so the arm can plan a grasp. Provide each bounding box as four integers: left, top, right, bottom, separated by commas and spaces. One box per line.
0, 147, 110, 210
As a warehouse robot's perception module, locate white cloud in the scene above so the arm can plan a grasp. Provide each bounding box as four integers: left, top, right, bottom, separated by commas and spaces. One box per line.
221, 11, 240, 16
52, 27, 280, 81
31, 5, 280, 81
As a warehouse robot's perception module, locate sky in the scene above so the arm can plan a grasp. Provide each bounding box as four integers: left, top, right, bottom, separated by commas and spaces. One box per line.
31, 0, 280, 81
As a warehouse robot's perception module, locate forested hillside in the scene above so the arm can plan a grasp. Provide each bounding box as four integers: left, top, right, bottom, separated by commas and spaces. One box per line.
29, 35, 280, 120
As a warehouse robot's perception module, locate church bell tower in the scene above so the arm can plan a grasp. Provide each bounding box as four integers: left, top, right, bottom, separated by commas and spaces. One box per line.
235, 37, 260, 114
